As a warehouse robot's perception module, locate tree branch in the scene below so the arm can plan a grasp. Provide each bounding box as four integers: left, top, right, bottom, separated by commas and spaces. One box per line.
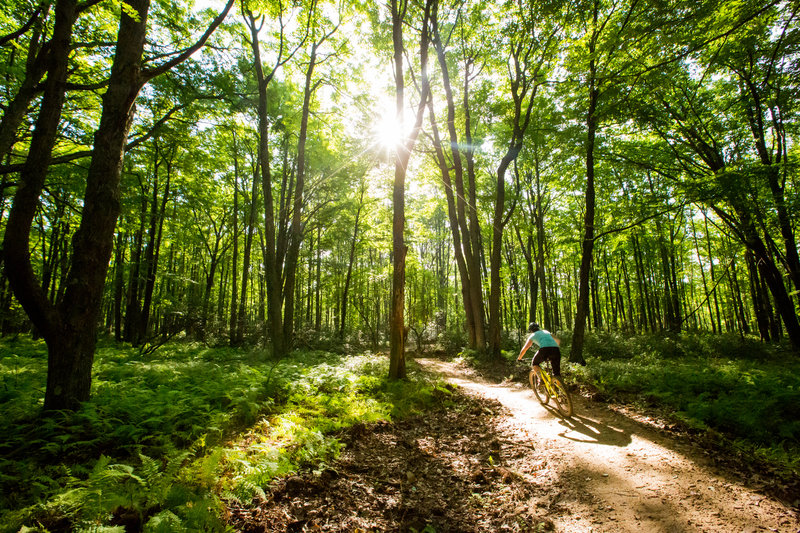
142, 0, 235, 82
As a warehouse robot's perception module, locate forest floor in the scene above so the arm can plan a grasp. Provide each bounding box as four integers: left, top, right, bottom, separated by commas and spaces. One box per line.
226, 356, 800, 532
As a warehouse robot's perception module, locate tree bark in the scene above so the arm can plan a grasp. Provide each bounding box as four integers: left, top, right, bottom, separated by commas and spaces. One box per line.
139, 142, 172, 344
229, 138, 239, 345
4, 0, 232, 410
283, 35, 327, 349
340, 185, 365, 338
429, 9, 484, 349
0, 4, 50, 165
570, 22, 598, 364
389, 0, 431, 379
236, 155, 260, 344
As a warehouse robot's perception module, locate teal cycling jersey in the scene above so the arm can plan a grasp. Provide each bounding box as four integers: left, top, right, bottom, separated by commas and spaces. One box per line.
527, 329, 559, 348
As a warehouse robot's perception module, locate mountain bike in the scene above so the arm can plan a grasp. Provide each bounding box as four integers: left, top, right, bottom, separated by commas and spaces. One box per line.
525, 353, 573, 417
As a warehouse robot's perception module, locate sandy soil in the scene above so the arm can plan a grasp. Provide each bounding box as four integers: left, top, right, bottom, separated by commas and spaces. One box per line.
420, 357, 798, 533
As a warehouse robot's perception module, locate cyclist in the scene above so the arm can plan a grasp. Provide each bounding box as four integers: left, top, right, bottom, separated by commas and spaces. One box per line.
516, 322, 561, 379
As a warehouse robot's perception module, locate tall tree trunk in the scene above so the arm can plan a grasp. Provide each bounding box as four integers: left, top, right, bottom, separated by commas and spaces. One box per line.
534, 187, 550, 329
389, 0, 431, 379
741, 79, 800, 295
429, 8, 484, 350
655, 216, 679, 332
245, 9, 286, 356
746, 250, 771, 342
124, 196, 146, 343
427, 103, 475, 347
571, 16, 598, 364
236, 158, 260, 344
284, 37, 326, 349
315, 224, 322, 331
690, 210, 716, 333
113, 231, 126, 341
726, 205, 800, 349
229, 141, 239, 345
516, 226, 537, 323
389, 0, 408, 379
201, 234, 221, 341
2, 0, 81, 409
340, 185, 365, 338
487, 40, 538, 357
139, 144, 172, 344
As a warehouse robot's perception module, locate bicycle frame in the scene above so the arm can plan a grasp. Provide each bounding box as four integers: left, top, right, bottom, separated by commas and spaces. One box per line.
536, 366, 558, 397
524, 352, 573, 417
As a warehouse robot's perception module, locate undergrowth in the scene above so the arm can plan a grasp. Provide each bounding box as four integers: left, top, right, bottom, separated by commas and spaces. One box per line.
572, 331, 800, 477
0, 337, 447, 532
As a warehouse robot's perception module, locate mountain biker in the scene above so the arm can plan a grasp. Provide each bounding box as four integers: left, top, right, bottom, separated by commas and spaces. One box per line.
516, 322, 561, 379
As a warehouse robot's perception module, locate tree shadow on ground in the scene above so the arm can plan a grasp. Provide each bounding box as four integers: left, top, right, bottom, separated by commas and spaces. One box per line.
554, 413, 632, 447
225, 388, 553, 532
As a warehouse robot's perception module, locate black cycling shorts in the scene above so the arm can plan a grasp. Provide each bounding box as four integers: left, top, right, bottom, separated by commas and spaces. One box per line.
532, 346, 561, 377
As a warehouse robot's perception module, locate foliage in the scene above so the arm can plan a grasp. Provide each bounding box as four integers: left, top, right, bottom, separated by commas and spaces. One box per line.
573, 331, 800, 475
0, 338, 447, 531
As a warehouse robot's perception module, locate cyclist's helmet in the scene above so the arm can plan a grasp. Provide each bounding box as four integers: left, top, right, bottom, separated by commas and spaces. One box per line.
528, 322, 540, 333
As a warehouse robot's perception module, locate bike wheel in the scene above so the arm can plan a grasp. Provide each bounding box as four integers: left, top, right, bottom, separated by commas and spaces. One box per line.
529, 369, 550, 405
550, 377, 573, 417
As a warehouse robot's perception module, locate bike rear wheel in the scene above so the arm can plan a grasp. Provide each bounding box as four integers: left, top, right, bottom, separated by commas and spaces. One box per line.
529, 369, 550, 405
550, 377, 573, 417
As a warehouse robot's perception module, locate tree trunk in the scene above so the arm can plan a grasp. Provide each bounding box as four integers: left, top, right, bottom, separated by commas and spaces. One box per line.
427, 103, 475, 347
229, 141, 239, 345
746, 250, 771, 341
236, 157, 260, 344
245, 9, 285, 356
429, 9, 484, 350
113, 231, 126, 341
731, 206, 800, 349
389, 0, 431, 379
124, 197, 146, 343
284, 39, 323, 349
315, 224, 322, 331
139, 144, 172, 343
0, 4, 50, 164
340, 185, 365, 338
570, 34, 597, 365
389, 0, 408, 380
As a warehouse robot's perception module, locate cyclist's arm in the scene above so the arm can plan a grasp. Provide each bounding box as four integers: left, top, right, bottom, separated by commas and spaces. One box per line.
517, 338, 534, 361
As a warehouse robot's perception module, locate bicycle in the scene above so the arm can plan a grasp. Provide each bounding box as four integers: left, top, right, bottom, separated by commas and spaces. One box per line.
524, 353, 573, 417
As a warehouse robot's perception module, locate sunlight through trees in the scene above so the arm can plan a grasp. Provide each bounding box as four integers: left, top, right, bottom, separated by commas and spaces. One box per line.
0, 0, 797, 402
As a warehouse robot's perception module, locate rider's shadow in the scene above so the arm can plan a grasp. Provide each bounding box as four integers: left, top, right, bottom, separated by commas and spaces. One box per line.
554, 413, 632, 447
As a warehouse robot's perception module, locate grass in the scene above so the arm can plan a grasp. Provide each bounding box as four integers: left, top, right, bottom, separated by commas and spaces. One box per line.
571, 331, 800, 476
0, 337, 449, 532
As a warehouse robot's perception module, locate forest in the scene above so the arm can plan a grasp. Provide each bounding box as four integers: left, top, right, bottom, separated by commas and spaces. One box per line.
0, 0, 798, 531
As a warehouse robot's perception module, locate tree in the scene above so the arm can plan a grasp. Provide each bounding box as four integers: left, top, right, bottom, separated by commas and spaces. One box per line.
388, 0, 432, 379
2, 0, 234, 410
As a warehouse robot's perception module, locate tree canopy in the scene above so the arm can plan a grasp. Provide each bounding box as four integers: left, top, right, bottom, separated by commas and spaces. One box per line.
0, 0, 798, 407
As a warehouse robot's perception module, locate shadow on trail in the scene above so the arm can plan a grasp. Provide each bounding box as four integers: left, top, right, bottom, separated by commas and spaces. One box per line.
556, 414, 632, 447
416, 357, 799, 532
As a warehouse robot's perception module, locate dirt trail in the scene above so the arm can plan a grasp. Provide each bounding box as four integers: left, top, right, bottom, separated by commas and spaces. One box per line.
419, 357, 798, 533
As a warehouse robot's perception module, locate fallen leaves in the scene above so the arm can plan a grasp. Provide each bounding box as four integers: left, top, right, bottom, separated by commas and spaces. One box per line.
225, 388, 548, 532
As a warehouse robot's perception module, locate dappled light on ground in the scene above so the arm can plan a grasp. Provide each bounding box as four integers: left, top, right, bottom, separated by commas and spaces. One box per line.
227, 356, 798, 532
418, 357, 798, 533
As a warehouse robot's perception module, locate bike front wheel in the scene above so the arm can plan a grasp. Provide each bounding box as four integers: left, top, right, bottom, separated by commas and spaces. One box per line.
550, 377, 573, 417
529, 369, 550, 405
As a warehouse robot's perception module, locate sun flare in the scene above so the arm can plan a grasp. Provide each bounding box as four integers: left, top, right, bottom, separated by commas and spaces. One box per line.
374, 112, 405, 149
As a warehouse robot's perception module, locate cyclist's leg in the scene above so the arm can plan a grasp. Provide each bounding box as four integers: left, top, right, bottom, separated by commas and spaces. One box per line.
549, 347, 562, 377
531, 349, 547, 377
